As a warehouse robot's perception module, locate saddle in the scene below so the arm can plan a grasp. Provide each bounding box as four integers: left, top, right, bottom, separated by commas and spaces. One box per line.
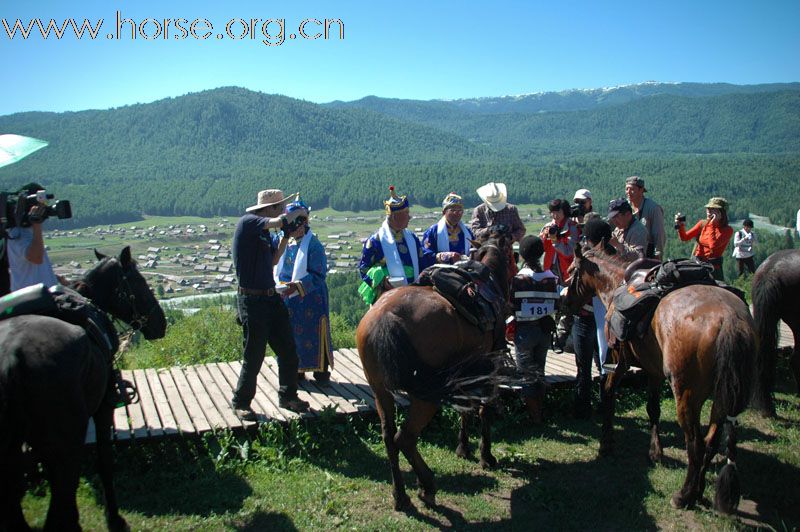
0, 284, 137, 407
608, 258, 744, 344
415, 260, 506, 350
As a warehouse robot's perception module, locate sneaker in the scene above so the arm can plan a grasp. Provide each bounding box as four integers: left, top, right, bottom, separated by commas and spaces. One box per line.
279, 396, 310, 412
233, 406, 257, 422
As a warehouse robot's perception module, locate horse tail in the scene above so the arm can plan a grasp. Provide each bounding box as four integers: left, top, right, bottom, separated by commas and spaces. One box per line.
751, 270, 780, 413
364, 312, 417, 392
714, 312, 756, 418
711, 313, 755, 514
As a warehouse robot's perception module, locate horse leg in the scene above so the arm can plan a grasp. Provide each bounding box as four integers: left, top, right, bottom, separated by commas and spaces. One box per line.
599, 371, 620, 457
478, 403, 497, 469
396, 399, 439, 507
372, 386, 410, 511
698, 402, 723, 508
647, 376, 664, 463
455, 412, 472, 459
94, 405, 129, 532
44, 449, 83, 532
671, 393, 705, 509
0, 439, 30, 531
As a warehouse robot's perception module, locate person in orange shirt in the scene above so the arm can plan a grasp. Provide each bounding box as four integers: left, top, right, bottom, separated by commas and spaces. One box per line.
675, 197, 734, 281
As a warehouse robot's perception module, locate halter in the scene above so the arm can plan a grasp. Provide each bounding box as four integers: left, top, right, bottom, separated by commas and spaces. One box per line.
86, 257, 159, 333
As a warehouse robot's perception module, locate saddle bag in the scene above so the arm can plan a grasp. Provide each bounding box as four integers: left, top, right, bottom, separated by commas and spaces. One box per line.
608, 282, 661, 342
654, 258, 716, 290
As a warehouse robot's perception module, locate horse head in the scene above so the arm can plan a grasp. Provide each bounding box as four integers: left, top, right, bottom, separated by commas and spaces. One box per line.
83, 246, 167, 340
470, 230, 511, 303
564, 242, 603, 314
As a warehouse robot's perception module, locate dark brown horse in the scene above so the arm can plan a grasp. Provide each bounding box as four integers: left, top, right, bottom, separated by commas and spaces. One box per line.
565, 245, 757, 514
356, 235, 509, 511
751, 248, 800, 416
0, 247, 167, 531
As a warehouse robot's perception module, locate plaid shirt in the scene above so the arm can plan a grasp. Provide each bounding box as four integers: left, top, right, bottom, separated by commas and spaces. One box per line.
469, 203, 526, 242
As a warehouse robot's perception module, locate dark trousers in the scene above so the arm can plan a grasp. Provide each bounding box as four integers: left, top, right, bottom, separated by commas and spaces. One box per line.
514, 322, 550, 398
736, 256, 755, 277
573, 313, 598, 414
232, 294, 299, 408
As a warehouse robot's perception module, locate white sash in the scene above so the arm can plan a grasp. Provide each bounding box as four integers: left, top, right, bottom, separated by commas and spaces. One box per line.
378, 219, 419, 284
436, 217, 472, 256
274, 230, 313, 283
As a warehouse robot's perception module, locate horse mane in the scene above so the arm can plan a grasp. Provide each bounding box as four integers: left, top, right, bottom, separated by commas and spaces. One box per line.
579, 244, 631, 295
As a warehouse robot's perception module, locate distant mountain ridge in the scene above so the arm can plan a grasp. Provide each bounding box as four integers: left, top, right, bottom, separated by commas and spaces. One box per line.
326, 81, 800, 116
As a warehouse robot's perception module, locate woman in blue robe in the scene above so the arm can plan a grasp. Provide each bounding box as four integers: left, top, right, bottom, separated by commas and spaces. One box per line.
275, 200, 333, 384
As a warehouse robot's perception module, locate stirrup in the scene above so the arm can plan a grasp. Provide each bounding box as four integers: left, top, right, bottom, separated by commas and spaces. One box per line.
115, 378, 139, 407
601, 363, 618, 374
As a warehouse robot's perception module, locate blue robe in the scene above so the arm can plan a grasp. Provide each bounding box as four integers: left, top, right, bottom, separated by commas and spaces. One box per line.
276, 233, 333, 372
358, 228, 431, 286
421, 220, 472, 263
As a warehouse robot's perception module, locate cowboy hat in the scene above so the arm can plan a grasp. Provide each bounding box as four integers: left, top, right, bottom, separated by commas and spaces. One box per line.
476, 182, 508, 212
245, 189, 298, 213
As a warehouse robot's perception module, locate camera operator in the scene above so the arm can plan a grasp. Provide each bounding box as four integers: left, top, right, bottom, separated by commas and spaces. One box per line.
571, 189, 593, 227
541, 199, 579, 284
675, 197, 733, 282
6, 183, 59, 292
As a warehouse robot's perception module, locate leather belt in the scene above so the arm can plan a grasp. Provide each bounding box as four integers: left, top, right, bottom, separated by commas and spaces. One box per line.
238, 286, 276, 296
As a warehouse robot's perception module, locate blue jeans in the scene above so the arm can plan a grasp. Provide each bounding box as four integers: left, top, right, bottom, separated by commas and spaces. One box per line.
514, 322, 550, 398
573, 313, 599, 412
232, 294, 299, 408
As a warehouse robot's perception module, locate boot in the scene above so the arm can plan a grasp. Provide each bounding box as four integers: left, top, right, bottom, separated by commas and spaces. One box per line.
524, 395, 544, 424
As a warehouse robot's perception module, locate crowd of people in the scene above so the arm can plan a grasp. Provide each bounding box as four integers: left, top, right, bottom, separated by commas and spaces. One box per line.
2, 177, 759, 423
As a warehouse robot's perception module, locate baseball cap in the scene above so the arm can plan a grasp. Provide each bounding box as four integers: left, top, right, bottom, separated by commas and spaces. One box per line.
607, 198, 632, 220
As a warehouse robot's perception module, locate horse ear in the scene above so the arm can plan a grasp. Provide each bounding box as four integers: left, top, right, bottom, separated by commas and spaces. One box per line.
574, 243, 583, 259
94, 249, 107, 261
120, 246, 132, 266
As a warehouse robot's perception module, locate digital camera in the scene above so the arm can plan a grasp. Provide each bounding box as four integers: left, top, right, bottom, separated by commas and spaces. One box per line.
674, 213, 686, 230
570, 202, 587, 218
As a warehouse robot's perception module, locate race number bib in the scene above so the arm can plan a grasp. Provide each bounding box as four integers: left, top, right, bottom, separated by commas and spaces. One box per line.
518, 298, 556, 321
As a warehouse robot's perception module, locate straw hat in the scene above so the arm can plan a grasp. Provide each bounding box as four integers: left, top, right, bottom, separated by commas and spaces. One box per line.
246, 189, 298, 213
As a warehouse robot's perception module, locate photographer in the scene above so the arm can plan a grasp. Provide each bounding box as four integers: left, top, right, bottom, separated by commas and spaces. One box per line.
675, 197, 733, 282
6, 183, 59, 292
541, 199, 579, 284
571, 189, 593, 226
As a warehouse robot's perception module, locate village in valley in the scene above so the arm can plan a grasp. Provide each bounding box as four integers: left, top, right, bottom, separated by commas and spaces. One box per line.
44, 207, 550, 299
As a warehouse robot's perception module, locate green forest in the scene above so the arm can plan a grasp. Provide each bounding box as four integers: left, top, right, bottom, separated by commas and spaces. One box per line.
0, 83, 798, 228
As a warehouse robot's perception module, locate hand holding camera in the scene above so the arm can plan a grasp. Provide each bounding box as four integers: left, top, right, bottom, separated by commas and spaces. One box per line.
673, 213, 686, 230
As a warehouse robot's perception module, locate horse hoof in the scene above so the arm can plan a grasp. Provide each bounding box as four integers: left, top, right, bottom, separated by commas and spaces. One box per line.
455, 444, 471, 460
107, 514, 130, 532
671, 491, 693, 509
418, 489, 436, 507
480, 455, 498, 470
394, 493, 412, 512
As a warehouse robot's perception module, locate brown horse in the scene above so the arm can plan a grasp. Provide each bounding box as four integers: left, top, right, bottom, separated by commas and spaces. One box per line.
565, 245, 757, 514
356, 235, 510, 511
751, 248, 800, 416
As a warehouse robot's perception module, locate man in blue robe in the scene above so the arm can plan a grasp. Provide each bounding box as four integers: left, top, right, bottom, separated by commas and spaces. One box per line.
422, 192, 473, 264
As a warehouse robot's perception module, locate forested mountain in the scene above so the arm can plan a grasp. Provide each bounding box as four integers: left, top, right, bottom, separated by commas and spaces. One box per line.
0, 84, 798, 227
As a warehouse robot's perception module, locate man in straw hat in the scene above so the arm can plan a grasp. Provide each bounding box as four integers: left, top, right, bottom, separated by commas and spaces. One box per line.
421, 192, 473, 264
358, 185, 432, 305
231, 189, 311, 420
470, 182, 526, 243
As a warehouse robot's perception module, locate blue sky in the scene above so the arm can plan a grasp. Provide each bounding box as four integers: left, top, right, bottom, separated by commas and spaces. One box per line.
1, 0, 798, 116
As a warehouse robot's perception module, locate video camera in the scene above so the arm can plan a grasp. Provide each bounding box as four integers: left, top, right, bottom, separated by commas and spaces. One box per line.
0, 186, 72, 234
570, 201, 587, 218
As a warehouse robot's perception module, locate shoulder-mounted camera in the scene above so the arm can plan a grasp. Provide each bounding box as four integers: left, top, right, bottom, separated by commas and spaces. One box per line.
0, 186, 72, 236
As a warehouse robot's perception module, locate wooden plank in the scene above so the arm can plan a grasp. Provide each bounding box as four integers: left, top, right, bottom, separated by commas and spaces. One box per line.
169, 367, 211, 434
112, 404, 132, 442
219, 361, 286, 422
261, 357, 319, 416
133, 369, 165, 438
183, 366, 228, 430
301, 375, 357, 415
197, 363, 246, 429
156, 368, 195, 435
145, 368, 179, 436
779, 321, 794, 348
256, 359, 301, 420
336, 348, 408, 408
124, 372, 150, 440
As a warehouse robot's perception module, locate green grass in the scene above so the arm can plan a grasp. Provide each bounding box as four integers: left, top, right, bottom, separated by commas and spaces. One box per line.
19, 375, 800, 530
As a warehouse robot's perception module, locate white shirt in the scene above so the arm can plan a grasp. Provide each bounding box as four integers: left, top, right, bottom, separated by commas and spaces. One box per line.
6, 226, 58, 292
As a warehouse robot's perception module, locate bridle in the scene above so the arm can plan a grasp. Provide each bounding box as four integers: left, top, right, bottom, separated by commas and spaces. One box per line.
86, 258, 159, 332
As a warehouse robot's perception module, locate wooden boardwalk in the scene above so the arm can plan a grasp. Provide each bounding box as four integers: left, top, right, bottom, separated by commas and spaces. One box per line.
87, 320, 794, 445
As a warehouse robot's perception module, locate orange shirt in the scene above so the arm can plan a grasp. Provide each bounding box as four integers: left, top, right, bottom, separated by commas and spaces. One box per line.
678, 220, 734, 261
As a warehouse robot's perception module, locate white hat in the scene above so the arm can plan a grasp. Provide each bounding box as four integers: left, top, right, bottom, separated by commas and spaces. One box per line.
574, 188, 592, 201
245, 189, 298, 213
476, 182, 508, 212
